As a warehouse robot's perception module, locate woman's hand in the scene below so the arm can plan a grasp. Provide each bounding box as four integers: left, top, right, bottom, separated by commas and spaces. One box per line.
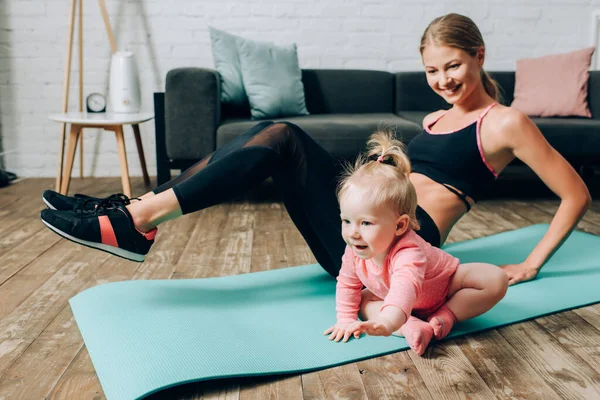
324, 322, 361, 343
500, 262, 539, 285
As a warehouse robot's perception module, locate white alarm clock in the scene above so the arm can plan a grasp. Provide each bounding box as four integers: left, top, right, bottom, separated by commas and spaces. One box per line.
86, 92, 107, 113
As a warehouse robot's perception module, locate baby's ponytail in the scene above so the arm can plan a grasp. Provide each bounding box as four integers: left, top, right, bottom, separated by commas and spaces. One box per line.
366, 130, 412, 177
337, 128, 420, 231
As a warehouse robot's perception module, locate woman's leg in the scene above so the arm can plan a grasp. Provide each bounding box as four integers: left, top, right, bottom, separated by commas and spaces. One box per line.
129, 122, 277, 228
427, 263, 508, 339
127, 121, 346, 276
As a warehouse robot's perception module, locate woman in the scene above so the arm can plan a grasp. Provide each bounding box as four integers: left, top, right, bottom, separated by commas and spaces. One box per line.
40, 13, 590, 286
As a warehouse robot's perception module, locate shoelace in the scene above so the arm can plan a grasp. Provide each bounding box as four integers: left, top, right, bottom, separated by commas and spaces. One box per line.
75, 193, 139, 214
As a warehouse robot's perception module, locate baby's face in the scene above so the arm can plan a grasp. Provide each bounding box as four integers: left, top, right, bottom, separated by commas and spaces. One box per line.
339, 187, 401, 266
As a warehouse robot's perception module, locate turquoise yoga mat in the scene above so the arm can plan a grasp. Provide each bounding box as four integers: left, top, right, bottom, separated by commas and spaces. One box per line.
70, 224, 600, 400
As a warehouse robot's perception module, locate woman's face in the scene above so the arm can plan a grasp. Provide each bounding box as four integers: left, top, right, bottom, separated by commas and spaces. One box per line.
422, 44, 484, 105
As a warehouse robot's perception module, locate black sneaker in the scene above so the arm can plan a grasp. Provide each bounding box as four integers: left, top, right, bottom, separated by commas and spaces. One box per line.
40, 200, 157, 262
42, 190, 130, 211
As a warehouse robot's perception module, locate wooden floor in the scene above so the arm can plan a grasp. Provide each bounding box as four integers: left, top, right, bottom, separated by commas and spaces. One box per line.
1, 177, 600, 400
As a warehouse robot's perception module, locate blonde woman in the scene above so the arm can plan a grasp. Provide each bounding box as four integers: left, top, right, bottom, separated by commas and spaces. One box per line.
41, 14, 589, 287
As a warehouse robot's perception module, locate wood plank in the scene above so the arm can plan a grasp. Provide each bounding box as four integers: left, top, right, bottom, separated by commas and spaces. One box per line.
47, 347, 103, 400
0, 305, 83, 399
240, 375, 303, 400
357, 352, 433, 399
468, 204, 520, 232
574, 305, 600, 331
455, 330, 562, 399
475, 200, 535, 229
301, 363, 368, 400
0, 235, 73, 319
450, 209, 492, 239
0, 227, 61, 286
536, 311, 600, 372
498, 321, 600, 399
0, 245, 110, 374
251, 203, 288, 273
495, 200, 553, 225
408, 342, 497, 400
173, 204, 232, 279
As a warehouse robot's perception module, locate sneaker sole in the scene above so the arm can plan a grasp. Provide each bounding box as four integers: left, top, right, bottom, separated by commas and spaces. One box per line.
42, 196, 57, 210
40, 217, 146, 262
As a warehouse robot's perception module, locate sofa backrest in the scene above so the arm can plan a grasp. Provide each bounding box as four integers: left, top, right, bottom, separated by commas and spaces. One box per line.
301, 69, 394, 114
222, 69, 600, 119
394, 71, 516, 113
395, 70, 600, 119
394, 71, 450, 113
588, 71, 600, 119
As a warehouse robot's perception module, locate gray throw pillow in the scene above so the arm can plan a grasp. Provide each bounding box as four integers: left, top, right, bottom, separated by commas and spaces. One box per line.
208, 27, 247, 106
236, 38, 309, 120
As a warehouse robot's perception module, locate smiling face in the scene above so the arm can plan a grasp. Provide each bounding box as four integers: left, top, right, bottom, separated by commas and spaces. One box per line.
339, 184, 408, 266
422, 44, 484, 105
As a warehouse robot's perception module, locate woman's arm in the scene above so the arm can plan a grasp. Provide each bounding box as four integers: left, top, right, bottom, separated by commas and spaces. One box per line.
498, 110, 591, 284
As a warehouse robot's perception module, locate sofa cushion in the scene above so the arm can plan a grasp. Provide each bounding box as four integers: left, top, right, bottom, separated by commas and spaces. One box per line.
533, 118, 600, 158
217, 114, 421, 159
208, 27, 247, 106
237, 40, 309, 120
511, 47, 594, 118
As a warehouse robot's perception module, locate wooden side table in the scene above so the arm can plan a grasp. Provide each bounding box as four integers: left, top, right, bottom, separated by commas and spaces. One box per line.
49, 112, 154, 198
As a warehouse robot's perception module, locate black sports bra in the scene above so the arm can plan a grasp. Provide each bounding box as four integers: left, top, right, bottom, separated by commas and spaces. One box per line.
407, 103, 499, 211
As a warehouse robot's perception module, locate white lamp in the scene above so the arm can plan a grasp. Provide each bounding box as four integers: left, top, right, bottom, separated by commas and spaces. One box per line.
109, 51, 141, 113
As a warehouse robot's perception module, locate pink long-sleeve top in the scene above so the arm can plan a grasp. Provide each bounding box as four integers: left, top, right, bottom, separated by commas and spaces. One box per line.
336, 229, 460, 324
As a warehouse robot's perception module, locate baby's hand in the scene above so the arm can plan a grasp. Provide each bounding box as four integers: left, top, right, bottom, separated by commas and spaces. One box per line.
350, 320, 393, 337
324, 322, 361, 343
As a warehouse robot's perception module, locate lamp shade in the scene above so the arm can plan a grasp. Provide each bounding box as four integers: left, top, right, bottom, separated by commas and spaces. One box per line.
109, 51, 141, 113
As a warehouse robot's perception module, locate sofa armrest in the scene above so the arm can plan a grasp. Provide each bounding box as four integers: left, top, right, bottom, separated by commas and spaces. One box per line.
165, 67, 221, 160
153, 92, 171, 186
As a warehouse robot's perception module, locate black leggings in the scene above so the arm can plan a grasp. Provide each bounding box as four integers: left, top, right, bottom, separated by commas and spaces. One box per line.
154, 121, 441, 277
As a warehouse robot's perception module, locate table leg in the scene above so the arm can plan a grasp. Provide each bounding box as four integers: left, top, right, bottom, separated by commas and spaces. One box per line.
60, 124, 82, 195
56, 123, 67, 192
114, 125, 132, 198
132, 123, 150, 188
79, 137, 84, 178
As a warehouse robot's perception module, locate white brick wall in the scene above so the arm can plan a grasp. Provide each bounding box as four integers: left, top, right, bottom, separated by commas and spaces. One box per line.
0, 0, 597, 177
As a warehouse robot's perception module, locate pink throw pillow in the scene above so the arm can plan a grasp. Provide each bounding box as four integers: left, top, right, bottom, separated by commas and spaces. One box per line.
511, 47, 595, 118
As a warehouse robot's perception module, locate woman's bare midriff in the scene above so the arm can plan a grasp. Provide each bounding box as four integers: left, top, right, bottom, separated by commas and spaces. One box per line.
409, 173, 473, 244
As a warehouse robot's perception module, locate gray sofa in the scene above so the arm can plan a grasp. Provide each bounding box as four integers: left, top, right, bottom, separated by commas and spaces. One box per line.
154, 69, 600, 185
